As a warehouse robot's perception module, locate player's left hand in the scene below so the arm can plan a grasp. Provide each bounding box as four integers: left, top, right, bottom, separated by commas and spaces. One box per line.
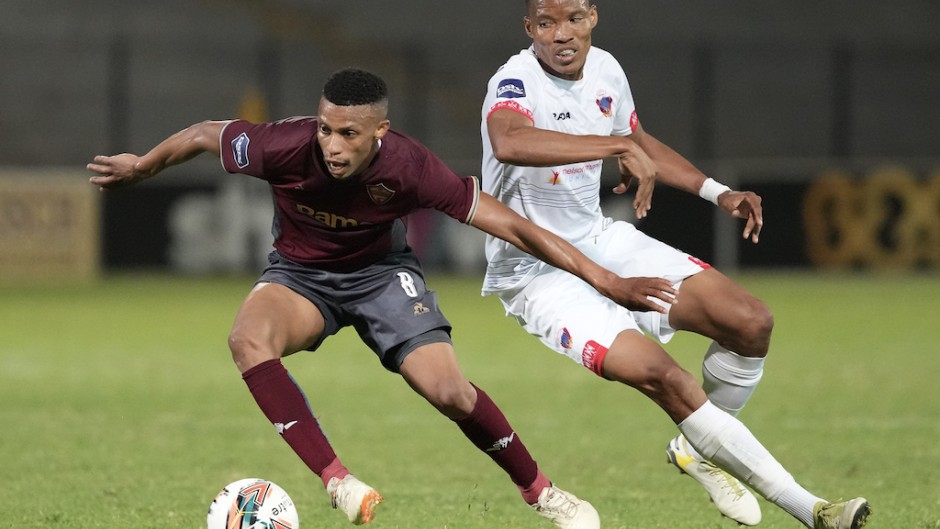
717, 190, 763, 243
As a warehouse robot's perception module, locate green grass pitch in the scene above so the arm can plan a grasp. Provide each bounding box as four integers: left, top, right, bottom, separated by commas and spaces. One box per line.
2, 272, 939, 528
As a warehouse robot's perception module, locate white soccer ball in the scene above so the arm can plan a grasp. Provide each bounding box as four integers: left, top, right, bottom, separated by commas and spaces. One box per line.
207, 478, 299, 529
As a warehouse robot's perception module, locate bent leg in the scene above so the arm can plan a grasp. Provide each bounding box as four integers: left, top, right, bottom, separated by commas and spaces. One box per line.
229, 282, 325, 372
669, 268, 773, 358
400, 342, 549, 502
669, 269, 773, 415
231, 283, 346, 487
679, 401, 827, 528
600, 334, 829, 528
600, 329, 707, 423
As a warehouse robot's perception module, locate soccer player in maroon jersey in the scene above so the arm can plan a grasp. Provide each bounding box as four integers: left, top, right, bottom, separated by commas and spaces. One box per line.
87, 68, 675, 528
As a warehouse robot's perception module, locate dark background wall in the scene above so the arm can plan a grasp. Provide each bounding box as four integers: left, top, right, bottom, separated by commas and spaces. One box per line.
3, 0, 938, 272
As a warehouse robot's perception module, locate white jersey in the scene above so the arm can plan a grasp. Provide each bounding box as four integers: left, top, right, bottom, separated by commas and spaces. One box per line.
481, 45, 639, 293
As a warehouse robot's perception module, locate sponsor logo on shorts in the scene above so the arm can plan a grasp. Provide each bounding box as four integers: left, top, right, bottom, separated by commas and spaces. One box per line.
582, 340, 609, 376
548, 170, 561, 186
232, 132, 250, 168
413, 302, 430, 315
496, 78, 526, 99
560, 327, 573, 349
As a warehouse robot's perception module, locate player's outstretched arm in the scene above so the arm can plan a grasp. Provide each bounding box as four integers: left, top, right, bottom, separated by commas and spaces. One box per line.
630, 121, 763, 243
471, 193, 676, 313
86, 120, 230, 190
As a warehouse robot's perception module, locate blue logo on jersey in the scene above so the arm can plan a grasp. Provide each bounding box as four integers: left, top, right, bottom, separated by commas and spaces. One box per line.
496, 78, 526, 99
232, 132, 250, 168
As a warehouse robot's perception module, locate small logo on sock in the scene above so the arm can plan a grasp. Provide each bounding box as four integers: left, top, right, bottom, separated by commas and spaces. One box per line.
486, 431, 516, 452
275, 420, 298, 434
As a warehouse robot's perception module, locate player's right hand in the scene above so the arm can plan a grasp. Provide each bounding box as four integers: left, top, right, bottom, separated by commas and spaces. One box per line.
603, 276, 677, 313
613, 143, 657, 219
86, 153, 147, 190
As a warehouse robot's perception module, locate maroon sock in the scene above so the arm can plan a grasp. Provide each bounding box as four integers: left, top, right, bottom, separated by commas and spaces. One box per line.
242, 359, 348, 487
455, 384, 546, 503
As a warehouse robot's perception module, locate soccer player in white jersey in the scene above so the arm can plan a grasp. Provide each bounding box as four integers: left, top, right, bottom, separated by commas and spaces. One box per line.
479, 1, 871, 528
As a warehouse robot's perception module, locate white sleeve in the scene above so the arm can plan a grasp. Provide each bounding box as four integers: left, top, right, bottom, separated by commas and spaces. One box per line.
483, 67, 539, 124
610, 61, 638, 137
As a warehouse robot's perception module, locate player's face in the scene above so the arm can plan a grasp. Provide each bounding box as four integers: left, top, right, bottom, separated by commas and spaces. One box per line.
525, 0, 597, 81
316, 97, 390, 180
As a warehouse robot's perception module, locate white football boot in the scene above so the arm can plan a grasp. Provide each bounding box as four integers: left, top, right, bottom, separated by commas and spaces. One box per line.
813, 497, 871, 529
326, 474, 384, 525
531, 485, 601, 529
666, 435, 762, 525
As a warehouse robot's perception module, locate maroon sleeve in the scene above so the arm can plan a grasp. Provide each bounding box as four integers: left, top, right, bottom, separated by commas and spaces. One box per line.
415, 150, 481, 224
219, 118, 315, 182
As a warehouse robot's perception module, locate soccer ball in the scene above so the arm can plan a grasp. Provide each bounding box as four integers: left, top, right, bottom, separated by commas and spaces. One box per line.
207, 478, 299, 529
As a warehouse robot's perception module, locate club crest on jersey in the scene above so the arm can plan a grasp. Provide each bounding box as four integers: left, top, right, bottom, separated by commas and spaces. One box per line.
560, 327, 573, 349
366, 183, 396, 205
232, 132, 250, 168
496, 78, 526, 99
413, 302, 430, 315
596, 96, 614, 117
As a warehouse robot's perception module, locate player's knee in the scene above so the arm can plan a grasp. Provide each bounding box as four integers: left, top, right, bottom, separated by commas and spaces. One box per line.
736, 300, 774, 356
637, 363, 702, 421
425, 380, 476, 420
631, 361, 696, 400
660, 363, 698, 394
228, 329, 273, 372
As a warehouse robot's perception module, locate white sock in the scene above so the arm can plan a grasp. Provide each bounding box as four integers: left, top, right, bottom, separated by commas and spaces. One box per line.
702, 341, 765, 416
678, 401, 824, 528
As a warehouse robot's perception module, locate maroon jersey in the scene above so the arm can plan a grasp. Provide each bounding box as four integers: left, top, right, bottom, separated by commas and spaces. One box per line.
219, 118, 480, 271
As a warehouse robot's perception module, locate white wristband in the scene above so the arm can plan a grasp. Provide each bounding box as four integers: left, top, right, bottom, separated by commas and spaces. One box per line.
698, 177, 731, 205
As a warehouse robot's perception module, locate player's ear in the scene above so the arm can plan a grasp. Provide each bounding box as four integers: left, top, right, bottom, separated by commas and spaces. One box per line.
589, 5, 598, 28
374, 119, 390, 141
524, 16, 534, 38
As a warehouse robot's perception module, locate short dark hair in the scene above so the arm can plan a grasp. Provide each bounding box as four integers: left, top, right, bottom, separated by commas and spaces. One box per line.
322, 68, 388, 106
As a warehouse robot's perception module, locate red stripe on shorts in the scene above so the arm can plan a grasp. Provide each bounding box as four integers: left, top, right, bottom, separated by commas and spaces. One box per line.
582, 340, 609, 377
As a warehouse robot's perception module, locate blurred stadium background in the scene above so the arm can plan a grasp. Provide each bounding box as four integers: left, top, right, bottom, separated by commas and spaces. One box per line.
2, 0, 939, 281
3, 3, 940, 527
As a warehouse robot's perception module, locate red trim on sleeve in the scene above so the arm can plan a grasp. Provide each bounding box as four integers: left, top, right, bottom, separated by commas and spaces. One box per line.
486, 100, 534, 124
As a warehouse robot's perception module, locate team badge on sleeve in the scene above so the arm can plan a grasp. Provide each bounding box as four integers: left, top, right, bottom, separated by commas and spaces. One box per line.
232, 132, 250, 168
496, 78, 526, 99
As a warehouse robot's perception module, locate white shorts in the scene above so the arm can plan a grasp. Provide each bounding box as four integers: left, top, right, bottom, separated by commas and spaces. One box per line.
495, 220, 709, 375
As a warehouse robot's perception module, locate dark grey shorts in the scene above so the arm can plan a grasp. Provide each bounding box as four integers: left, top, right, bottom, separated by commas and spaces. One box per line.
257, 249, 452, 372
